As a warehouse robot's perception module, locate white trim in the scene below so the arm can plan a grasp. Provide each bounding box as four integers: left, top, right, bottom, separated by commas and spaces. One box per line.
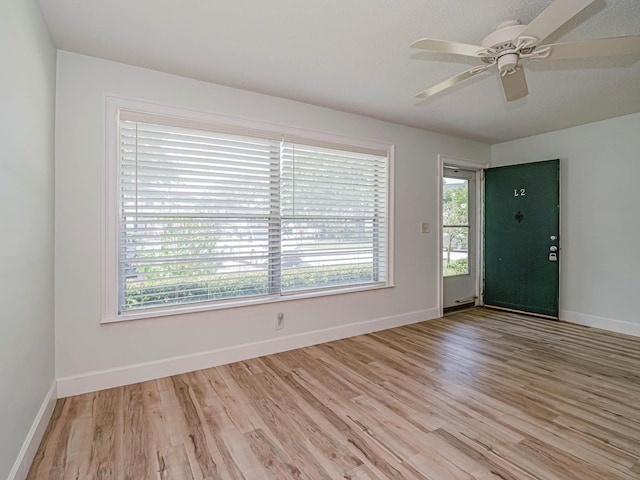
387, 144, 396, 287
437, 155, 488, 316
440, 155, 489, 171
8, 381, 57, 480
104, 283, 395, 323
436, 158, 444, 318
58, 308, 438, 397
104, 94, 393, 154
560, 310, 640, 338
102, 96, 119, 324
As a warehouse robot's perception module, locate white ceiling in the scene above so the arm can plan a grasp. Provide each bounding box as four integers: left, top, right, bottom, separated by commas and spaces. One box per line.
37, 0, 640, 144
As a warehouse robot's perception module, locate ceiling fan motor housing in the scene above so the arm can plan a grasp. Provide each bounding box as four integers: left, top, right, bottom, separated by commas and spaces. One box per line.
482, 20, 528, 50
481, 20, 530, 73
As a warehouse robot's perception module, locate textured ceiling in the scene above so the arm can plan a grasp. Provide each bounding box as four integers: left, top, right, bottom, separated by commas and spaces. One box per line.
37, 0, 640, 143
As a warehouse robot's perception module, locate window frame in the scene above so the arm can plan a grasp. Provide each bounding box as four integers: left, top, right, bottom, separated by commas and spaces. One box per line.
102, 96, 395, 323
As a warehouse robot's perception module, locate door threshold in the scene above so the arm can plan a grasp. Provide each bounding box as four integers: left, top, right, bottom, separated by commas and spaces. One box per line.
443, 302, 477, 316
482, 305, 558, 320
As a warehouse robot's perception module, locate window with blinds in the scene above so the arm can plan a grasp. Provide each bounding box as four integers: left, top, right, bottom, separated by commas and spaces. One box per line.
117, 110, 389, 314
280, 143, 387, 293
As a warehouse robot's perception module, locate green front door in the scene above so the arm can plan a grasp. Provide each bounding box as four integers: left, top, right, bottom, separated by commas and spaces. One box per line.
484, 160, 559, 317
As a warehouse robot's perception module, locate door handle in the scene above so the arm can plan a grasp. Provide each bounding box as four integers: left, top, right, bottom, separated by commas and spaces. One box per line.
549, 245, 558, 262
549, 246, 558, 252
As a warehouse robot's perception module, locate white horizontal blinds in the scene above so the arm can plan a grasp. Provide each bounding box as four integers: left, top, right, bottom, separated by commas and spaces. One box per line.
280, 142, 388, 293
118, 117, 280, 312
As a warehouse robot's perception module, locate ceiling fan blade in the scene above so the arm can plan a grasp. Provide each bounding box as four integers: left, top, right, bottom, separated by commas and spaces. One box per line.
415, 65, 494, 99
540, 35, 640, 60
411, 38, 485, 57
517, 0, 595, 45
500, 68, 529, 102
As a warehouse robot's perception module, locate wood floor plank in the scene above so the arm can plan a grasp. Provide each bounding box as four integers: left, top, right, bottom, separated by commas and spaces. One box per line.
121, 383, 151, 479
156, 444, 196, 480
430, 427, 535, 480
258, 358, 365, 476
204, 366, 268, 435
87, 387, 123, 479
26, 399, 69, 478
218, 430, 273, 479
168, 375, 220, 479
245, 428, 312, 480
27, 308, 640, 479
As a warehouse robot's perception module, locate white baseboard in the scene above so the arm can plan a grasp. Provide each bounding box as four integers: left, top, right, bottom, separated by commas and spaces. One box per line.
8, 381, 57, 480
58, 308, 439, 398
560, 310, 640, 338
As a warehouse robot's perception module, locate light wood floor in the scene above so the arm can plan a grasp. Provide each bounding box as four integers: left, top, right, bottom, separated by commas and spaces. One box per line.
28, 308, 640, 479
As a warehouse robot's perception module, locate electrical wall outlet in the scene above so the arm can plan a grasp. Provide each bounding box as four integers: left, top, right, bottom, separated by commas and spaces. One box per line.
276, 312, 284, 330
421, 222, 430, 233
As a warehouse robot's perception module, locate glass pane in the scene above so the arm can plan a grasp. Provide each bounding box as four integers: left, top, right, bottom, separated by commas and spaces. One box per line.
280, 218, 379, 292
443, 177, 469, 225
279, 142, 387, 293
443, 226, 469, 276
119, 116, 390, 312
119, 120, 278, 312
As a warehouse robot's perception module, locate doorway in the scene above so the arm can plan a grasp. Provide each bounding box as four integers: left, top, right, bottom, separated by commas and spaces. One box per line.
442, 168, 476, 310
438, 156, 487, 316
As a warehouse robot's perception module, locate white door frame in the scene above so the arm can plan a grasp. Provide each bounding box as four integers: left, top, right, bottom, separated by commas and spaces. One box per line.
437, 155, 489, 318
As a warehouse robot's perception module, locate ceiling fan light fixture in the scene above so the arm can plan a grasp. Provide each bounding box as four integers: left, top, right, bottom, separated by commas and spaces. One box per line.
497, 53, 520, 74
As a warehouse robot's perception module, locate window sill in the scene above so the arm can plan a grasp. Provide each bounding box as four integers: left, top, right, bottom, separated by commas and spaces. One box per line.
101, 283, 396, 324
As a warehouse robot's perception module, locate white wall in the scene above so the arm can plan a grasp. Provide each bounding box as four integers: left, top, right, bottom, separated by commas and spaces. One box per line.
54, 51, 490, 394
492, 112, 640, 336
0, 0, 57, 478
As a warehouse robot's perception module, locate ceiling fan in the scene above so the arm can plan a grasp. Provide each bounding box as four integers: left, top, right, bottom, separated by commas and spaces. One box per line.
411, 0, 640, 102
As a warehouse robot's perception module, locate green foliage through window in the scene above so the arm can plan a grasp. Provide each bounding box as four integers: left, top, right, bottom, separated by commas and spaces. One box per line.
125, 264, 374, 310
